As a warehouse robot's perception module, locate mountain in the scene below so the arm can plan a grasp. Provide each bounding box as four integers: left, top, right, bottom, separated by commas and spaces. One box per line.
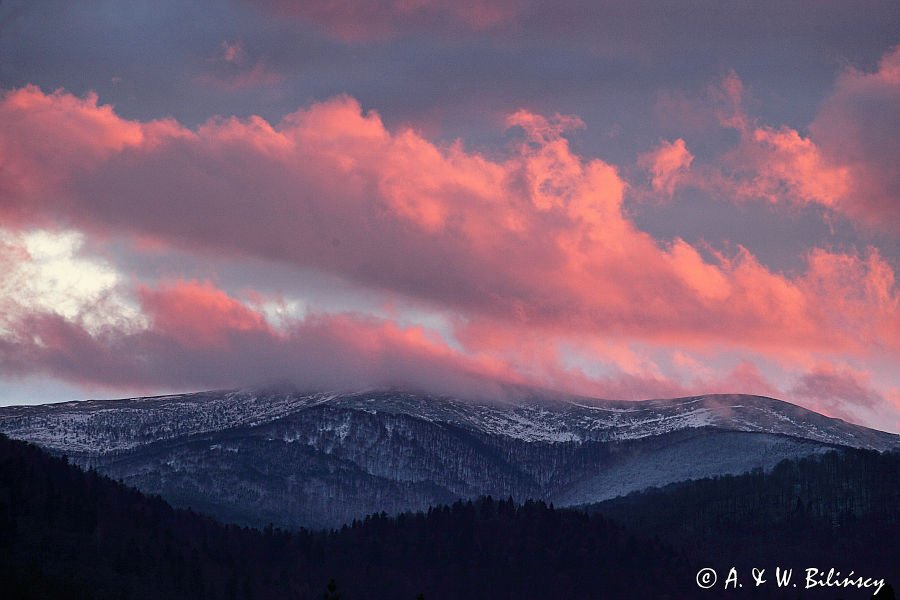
1, 388, 897, 529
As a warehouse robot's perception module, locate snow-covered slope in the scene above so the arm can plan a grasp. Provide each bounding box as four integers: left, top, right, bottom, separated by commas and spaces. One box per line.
1, 389, 896, 528
1, 389, 895, 453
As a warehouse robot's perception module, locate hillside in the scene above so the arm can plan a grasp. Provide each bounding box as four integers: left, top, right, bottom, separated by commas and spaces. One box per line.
588, 449, 900, 593
3, 434, 897, 599
2, 389, 896, 528
0, 433, 689, 599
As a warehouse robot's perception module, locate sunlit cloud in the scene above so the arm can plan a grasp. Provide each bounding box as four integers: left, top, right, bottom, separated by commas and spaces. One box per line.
3, 30, 900, 433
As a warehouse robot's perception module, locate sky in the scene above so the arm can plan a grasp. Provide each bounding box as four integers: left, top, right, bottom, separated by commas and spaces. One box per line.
1, 0, 900, 432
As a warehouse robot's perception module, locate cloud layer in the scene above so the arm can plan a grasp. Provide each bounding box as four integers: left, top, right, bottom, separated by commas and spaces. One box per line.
2, 4, 900, 432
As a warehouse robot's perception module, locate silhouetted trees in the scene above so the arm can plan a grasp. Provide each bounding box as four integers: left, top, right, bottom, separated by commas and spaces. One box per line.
591, 449, 900, 594
1, 434, 896, 599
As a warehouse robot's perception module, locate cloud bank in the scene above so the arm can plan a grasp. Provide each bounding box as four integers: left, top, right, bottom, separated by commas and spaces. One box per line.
2, 38, 900, 431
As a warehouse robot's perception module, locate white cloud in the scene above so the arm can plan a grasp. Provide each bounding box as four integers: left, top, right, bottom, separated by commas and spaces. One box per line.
0, 228, 146, 334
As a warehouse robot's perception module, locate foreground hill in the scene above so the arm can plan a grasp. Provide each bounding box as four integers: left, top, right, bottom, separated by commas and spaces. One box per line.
0, 434, 691, 600
1, 388, 897, 528
588, 449, 900, 589
2, 434, 896, 599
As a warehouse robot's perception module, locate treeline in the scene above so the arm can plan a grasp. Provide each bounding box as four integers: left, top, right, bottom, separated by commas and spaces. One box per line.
590, 449, 900, 587
2, 433, 897, 599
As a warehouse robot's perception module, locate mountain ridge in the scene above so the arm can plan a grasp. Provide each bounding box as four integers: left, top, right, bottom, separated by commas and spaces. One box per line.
1, 388, 897, 528
1, 388, 897, 454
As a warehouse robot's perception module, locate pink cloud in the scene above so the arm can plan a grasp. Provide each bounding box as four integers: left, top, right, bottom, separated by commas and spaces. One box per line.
734, 126, 851, 207
1, 85, 900, 432
713, 361, 781, 399
638, 138, 693, 197
789, 363, 884, 422
0, 277, 522, 398
138, 280, 272, 348
2, 85, 900, 364
672, 71, 852, 209
0, 275, 728, 406
1, 241, 898, 430
809, 45, 900, 230
685, 49, 900, 234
